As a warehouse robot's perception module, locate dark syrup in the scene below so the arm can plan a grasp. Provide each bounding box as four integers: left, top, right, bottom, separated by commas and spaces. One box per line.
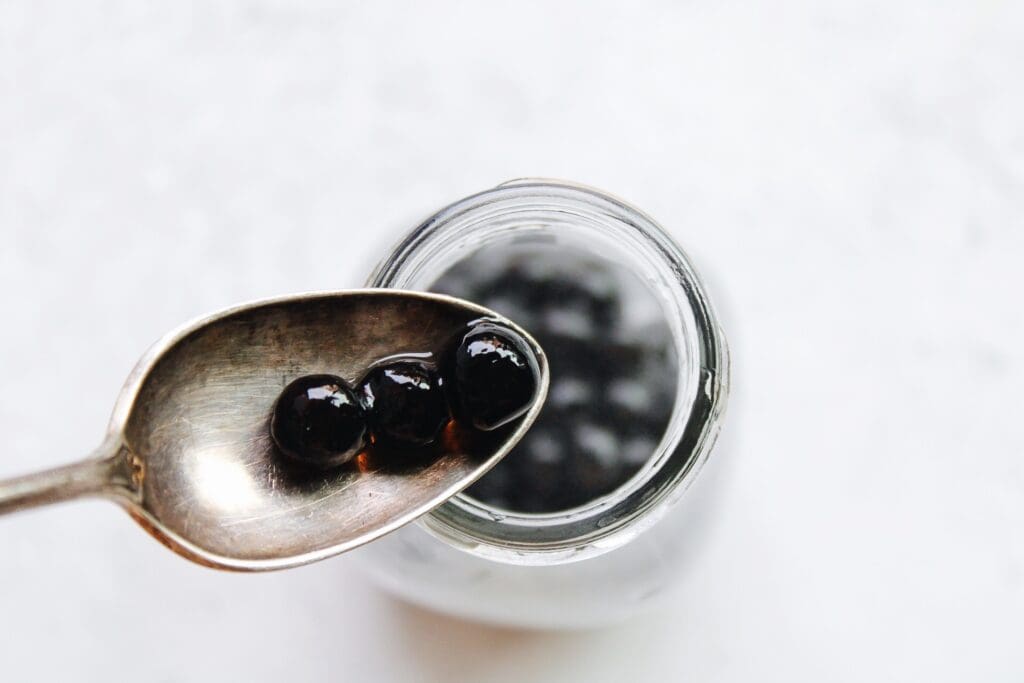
270, 320, 540, 476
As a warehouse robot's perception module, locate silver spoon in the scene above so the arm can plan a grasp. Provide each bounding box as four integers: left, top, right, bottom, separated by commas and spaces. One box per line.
0, 290, 548, 571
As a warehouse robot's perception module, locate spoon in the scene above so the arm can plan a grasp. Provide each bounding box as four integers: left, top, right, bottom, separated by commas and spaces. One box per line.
0, 290, 548, 571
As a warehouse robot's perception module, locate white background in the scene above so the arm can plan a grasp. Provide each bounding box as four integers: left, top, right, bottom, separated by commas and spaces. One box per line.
1, 2, 1022, 681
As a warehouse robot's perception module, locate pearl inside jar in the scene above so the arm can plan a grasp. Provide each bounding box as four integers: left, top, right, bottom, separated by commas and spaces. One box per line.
367, 180, 725, 567
431, 243, 677, 513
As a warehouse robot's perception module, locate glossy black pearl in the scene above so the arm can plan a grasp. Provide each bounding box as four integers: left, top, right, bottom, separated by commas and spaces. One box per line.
360, 361, 449, 447
446, 323, 541, 431
271, 374, 367, 468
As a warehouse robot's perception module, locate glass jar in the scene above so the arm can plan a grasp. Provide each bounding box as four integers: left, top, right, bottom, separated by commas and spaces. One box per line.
355, 179, 729, 629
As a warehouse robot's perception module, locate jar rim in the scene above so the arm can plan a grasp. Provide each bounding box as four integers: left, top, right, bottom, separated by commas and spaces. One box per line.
367, 179, 730, 565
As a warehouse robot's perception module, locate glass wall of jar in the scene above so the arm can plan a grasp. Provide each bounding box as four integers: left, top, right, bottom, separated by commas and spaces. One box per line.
355, 180, 729, 629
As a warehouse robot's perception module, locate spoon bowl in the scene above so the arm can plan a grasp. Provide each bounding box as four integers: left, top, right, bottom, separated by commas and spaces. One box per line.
0, 290, 548, 571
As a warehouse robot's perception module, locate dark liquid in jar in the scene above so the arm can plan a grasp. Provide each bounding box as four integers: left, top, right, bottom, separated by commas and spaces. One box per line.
431, 244, 677, 513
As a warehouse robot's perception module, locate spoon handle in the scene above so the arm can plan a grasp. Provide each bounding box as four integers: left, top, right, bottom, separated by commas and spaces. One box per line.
0, 438, 137, 517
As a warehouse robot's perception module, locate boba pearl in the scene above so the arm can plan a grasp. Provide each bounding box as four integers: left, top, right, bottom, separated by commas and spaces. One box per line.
271, 374, 367, 468
360, 360, 449, 447
446, 323, 541, 431
432, 248, 677, 512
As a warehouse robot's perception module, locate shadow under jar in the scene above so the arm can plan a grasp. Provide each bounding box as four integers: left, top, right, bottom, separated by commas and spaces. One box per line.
358, 179, 729, 629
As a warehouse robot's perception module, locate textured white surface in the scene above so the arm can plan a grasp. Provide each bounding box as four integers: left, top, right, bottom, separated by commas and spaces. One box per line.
1, 2, 1022, 681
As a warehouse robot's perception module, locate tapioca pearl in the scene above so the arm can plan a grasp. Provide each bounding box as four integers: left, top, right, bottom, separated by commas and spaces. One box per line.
271, 374, 367, 469
360, 360, 449, 449
445, 323, 541, 431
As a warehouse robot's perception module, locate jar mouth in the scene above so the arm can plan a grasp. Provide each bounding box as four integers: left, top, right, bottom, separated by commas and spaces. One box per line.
368, 179, 729, 565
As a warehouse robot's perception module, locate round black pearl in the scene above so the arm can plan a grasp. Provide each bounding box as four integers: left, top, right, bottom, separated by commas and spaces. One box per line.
271, 374, 367, 468
360, 360, 449, 447
446, 323, 541, 431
